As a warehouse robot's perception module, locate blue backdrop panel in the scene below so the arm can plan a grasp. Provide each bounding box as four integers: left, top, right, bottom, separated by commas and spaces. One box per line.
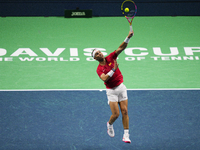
0, 0, 200, 16
0, 90, 200, 150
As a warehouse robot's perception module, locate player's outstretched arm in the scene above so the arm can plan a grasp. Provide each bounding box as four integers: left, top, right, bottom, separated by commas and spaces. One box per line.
115, 31, 134, 55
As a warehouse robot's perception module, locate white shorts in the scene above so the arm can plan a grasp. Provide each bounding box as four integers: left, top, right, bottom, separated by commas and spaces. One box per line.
106, 83, 128, 105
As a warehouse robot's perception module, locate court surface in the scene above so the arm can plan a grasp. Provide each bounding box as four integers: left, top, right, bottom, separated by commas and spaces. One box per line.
0, 16, 200, 149
0, 90, 200, 150
0, 16, 200, 90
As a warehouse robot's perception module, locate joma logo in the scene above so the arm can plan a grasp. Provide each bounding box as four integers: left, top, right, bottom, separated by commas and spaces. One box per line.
71, 12, 86, 16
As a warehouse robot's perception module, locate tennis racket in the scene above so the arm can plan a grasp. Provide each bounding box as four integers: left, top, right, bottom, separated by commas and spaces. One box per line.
121, 0, 137, 32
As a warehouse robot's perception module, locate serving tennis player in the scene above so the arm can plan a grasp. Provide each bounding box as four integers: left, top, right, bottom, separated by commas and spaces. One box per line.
91, 30, 133, 143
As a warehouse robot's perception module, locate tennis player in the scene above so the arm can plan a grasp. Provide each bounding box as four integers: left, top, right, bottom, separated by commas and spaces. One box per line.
92, 31, 133, 143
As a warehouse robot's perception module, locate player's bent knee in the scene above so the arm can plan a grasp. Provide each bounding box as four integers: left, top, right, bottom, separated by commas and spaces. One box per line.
121, 108, 128, 116
113, 112, 120, 119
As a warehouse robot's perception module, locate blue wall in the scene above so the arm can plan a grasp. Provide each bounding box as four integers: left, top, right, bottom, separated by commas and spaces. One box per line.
0, 0, 200, 16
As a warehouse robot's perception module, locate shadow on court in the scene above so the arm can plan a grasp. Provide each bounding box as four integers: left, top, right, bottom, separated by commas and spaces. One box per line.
0, 90, 200, 150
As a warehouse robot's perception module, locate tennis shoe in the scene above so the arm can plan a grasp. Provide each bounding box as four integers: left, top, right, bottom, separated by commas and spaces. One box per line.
107, 122, 115, 137
122, 134, 131, 143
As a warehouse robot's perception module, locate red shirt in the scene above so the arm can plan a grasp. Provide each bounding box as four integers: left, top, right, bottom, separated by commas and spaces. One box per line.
96, 51, 123, 89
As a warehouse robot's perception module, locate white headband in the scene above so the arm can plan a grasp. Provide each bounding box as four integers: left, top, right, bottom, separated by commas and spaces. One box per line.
92, 49, 98, 58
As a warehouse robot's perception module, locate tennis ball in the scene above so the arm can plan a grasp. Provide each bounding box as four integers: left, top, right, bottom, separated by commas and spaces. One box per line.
125, 8, 129, 13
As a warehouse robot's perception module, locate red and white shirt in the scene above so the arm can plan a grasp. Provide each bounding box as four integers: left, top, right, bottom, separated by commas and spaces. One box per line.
96, 51, 123, 89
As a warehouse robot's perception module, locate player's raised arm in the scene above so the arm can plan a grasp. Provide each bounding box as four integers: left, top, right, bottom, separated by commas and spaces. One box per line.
115, 31, 134, 56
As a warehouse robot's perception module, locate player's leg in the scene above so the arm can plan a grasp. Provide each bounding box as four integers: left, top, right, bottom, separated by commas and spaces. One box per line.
107, 101, 119, 137
119, 99, 129, 129
119, 99, 131, 143
109, 101, 120, 125
118, 83, 129, 129
118, 83, 131, 143
106, 87, 120, 137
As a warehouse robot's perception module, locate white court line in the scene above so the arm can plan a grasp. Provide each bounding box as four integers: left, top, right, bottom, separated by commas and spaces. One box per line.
0, 88, 200, 91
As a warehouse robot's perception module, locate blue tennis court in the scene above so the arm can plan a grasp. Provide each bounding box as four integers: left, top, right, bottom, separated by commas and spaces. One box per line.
0, 90, 200, 150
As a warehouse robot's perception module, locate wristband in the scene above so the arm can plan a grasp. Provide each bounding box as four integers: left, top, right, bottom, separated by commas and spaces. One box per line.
112, 68, 115, 72
124, 37, 130, 43
107, 70, 115, 77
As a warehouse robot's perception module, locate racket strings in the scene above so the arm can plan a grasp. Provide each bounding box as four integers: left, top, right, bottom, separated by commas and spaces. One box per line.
122, 1, 136, 17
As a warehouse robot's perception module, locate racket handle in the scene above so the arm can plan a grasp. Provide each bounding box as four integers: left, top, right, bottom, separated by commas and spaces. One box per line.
130, 25, 133, 32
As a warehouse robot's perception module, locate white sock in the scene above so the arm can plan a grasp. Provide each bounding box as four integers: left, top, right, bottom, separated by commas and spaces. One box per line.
124, 129, 129, 135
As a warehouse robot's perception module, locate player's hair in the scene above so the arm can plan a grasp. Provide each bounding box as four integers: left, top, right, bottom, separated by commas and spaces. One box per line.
91, 49, 96, 57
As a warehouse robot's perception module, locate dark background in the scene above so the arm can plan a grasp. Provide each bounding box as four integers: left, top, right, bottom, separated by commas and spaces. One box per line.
0, 0, 200, 16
